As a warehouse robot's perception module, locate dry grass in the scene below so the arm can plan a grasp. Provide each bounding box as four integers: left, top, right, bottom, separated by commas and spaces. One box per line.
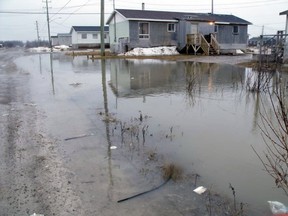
161, 163, 183, 181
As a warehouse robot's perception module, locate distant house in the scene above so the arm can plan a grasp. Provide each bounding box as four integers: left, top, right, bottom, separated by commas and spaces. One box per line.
51, 36, 59, 46
106, 9, 251, 54
70, 26, 109, 49
248, 37, 276, 47
51, 33, 72, 47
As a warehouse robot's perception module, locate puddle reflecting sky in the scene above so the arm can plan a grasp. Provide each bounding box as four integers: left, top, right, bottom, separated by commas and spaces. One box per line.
15, 53, 288, 215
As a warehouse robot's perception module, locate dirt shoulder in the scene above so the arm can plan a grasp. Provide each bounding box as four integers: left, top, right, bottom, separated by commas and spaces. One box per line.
0, 49, 83, 216
0, 49, 254, 216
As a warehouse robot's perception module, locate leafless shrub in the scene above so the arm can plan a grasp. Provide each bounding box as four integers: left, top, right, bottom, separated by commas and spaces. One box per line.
246, 70, 274, 92
252, 88, 288, 196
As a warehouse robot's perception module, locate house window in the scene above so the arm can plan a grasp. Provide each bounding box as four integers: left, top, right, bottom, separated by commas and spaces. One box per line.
167, 23, 176, 32
81, 33, 87, 39
214, 25, 218, 33
104, 33, 108, 39
233, 26, 239, 34
93, 34, 98, 39
139, 22, 149, 39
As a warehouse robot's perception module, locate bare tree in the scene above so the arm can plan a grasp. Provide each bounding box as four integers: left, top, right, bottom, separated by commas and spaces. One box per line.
252, 87, 288, 196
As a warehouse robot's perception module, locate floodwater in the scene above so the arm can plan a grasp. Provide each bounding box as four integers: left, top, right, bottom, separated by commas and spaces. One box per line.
15, 53, 287, 215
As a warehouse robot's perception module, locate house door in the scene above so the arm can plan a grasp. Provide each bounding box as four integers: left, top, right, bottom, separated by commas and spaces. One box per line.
190, 23, 198, 34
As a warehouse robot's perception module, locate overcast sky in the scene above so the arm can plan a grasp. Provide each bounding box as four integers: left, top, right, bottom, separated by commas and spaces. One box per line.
0, 0, 287, 41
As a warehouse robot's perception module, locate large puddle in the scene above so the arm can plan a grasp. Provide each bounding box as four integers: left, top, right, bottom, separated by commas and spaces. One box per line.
15, 53, 287, 215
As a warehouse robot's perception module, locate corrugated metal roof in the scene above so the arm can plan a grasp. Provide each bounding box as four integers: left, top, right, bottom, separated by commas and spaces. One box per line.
71, 26, 109, 32
107, 9, 251, 25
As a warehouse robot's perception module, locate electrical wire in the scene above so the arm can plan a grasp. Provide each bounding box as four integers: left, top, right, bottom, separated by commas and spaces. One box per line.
0, 11, 106, 15
59, 0, 92, 25
50, 0, 73, 20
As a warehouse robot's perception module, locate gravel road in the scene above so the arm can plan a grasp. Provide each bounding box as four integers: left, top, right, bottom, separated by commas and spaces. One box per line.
0, 49, 83, 216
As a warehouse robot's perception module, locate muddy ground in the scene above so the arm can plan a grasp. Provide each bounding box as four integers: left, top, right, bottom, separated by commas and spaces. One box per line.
0, 48, 257, 216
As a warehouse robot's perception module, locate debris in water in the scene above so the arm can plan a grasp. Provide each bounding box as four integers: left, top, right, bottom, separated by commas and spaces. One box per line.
267, 201, 288, 214
69, 82, 82, 87
24, 103, 37, 106
118, 162, 182, 203
193, 186, 207, 195
110, 146, 117, 150
117, 176, 171, 203
161, 163, 183, 181
2, 113, 9, 117
102, 115, 117, 123
64, 133, 94, 141
30, 213, 44, 216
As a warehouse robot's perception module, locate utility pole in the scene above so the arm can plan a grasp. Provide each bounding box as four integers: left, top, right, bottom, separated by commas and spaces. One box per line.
211, 0, 214, 14
35, 21, 40, 46
44, 0, 52, 51
100, 0, 105, 56
113, 0, 116, 42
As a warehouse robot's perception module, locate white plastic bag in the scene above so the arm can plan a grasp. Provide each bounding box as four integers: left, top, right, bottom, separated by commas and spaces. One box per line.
268, 201, 288, 214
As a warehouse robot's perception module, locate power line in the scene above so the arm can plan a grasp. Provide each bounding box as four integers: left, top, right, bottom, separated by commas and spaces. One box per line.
115, 0, 287, 7
0, 11, 107, 15
59, 0, 93, 24
50, 0, 73, 20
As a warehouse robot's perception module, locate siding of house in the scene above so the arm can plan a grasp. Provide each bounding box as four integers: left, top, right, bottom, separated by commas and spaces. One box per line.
177, 21, 215, 51
216, 24, 248, 52
71, 29, 109, 49
128, 21, 177, 50
57, 34, 71, 46
51, 36, 59, 46
109, 19, 130, 53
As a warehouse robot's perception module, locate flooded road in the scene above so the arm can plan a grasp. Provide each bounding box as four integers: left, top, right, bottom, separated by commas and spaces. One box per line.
12, 52, 288, 215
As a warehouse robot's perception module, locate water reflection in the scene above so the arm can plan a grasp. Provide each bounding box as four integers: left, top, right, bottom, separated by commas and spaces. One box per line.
101, 59, 114, 200
109, 59, 246, 100
49, 53, 55, 95
107, 59, 288, 214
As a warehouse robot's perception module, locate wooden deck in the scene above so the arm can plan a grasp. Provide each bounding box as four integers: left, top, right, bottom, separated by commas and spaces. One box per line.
186, 33, 220, 55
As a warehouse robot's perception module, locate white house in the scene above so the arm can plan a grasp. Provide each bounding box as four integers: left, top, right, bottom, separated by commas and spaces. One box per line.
70, 26, 109, 49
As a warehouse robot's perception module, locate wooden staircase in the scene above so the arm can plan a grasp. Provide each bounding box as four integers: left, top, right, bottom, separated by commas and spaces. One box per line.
186, 33, 220, 55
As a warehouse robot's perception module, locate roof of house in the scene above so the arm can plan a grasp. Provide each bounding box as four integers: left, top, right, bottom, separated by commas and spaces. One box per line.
106, 9, 251, 25
249, 36, 274, 41
57, 33, 71, 37
70, 26, 109, 33
280, 10, 288, 15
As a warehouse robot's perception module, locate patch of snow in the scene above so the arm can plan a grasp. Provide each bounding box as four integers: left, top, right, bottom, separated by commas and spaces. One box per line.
236, 49, 244, 55
28, 47, 51, 53
120, 46, 179, 56
53, 45, 70, 51
126, 59, 177, 64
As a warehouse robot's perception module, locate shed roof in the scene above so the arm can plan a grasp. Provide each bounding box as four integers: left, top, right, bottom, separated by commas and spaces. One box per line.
107, 9, 251, 25
71, 26, 109, 33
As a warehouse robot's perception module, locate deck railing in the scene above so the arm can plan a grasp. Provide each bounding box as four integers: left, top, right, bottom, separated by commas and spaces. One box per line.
186, 33, 210, 55
210, 34, 220, 54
